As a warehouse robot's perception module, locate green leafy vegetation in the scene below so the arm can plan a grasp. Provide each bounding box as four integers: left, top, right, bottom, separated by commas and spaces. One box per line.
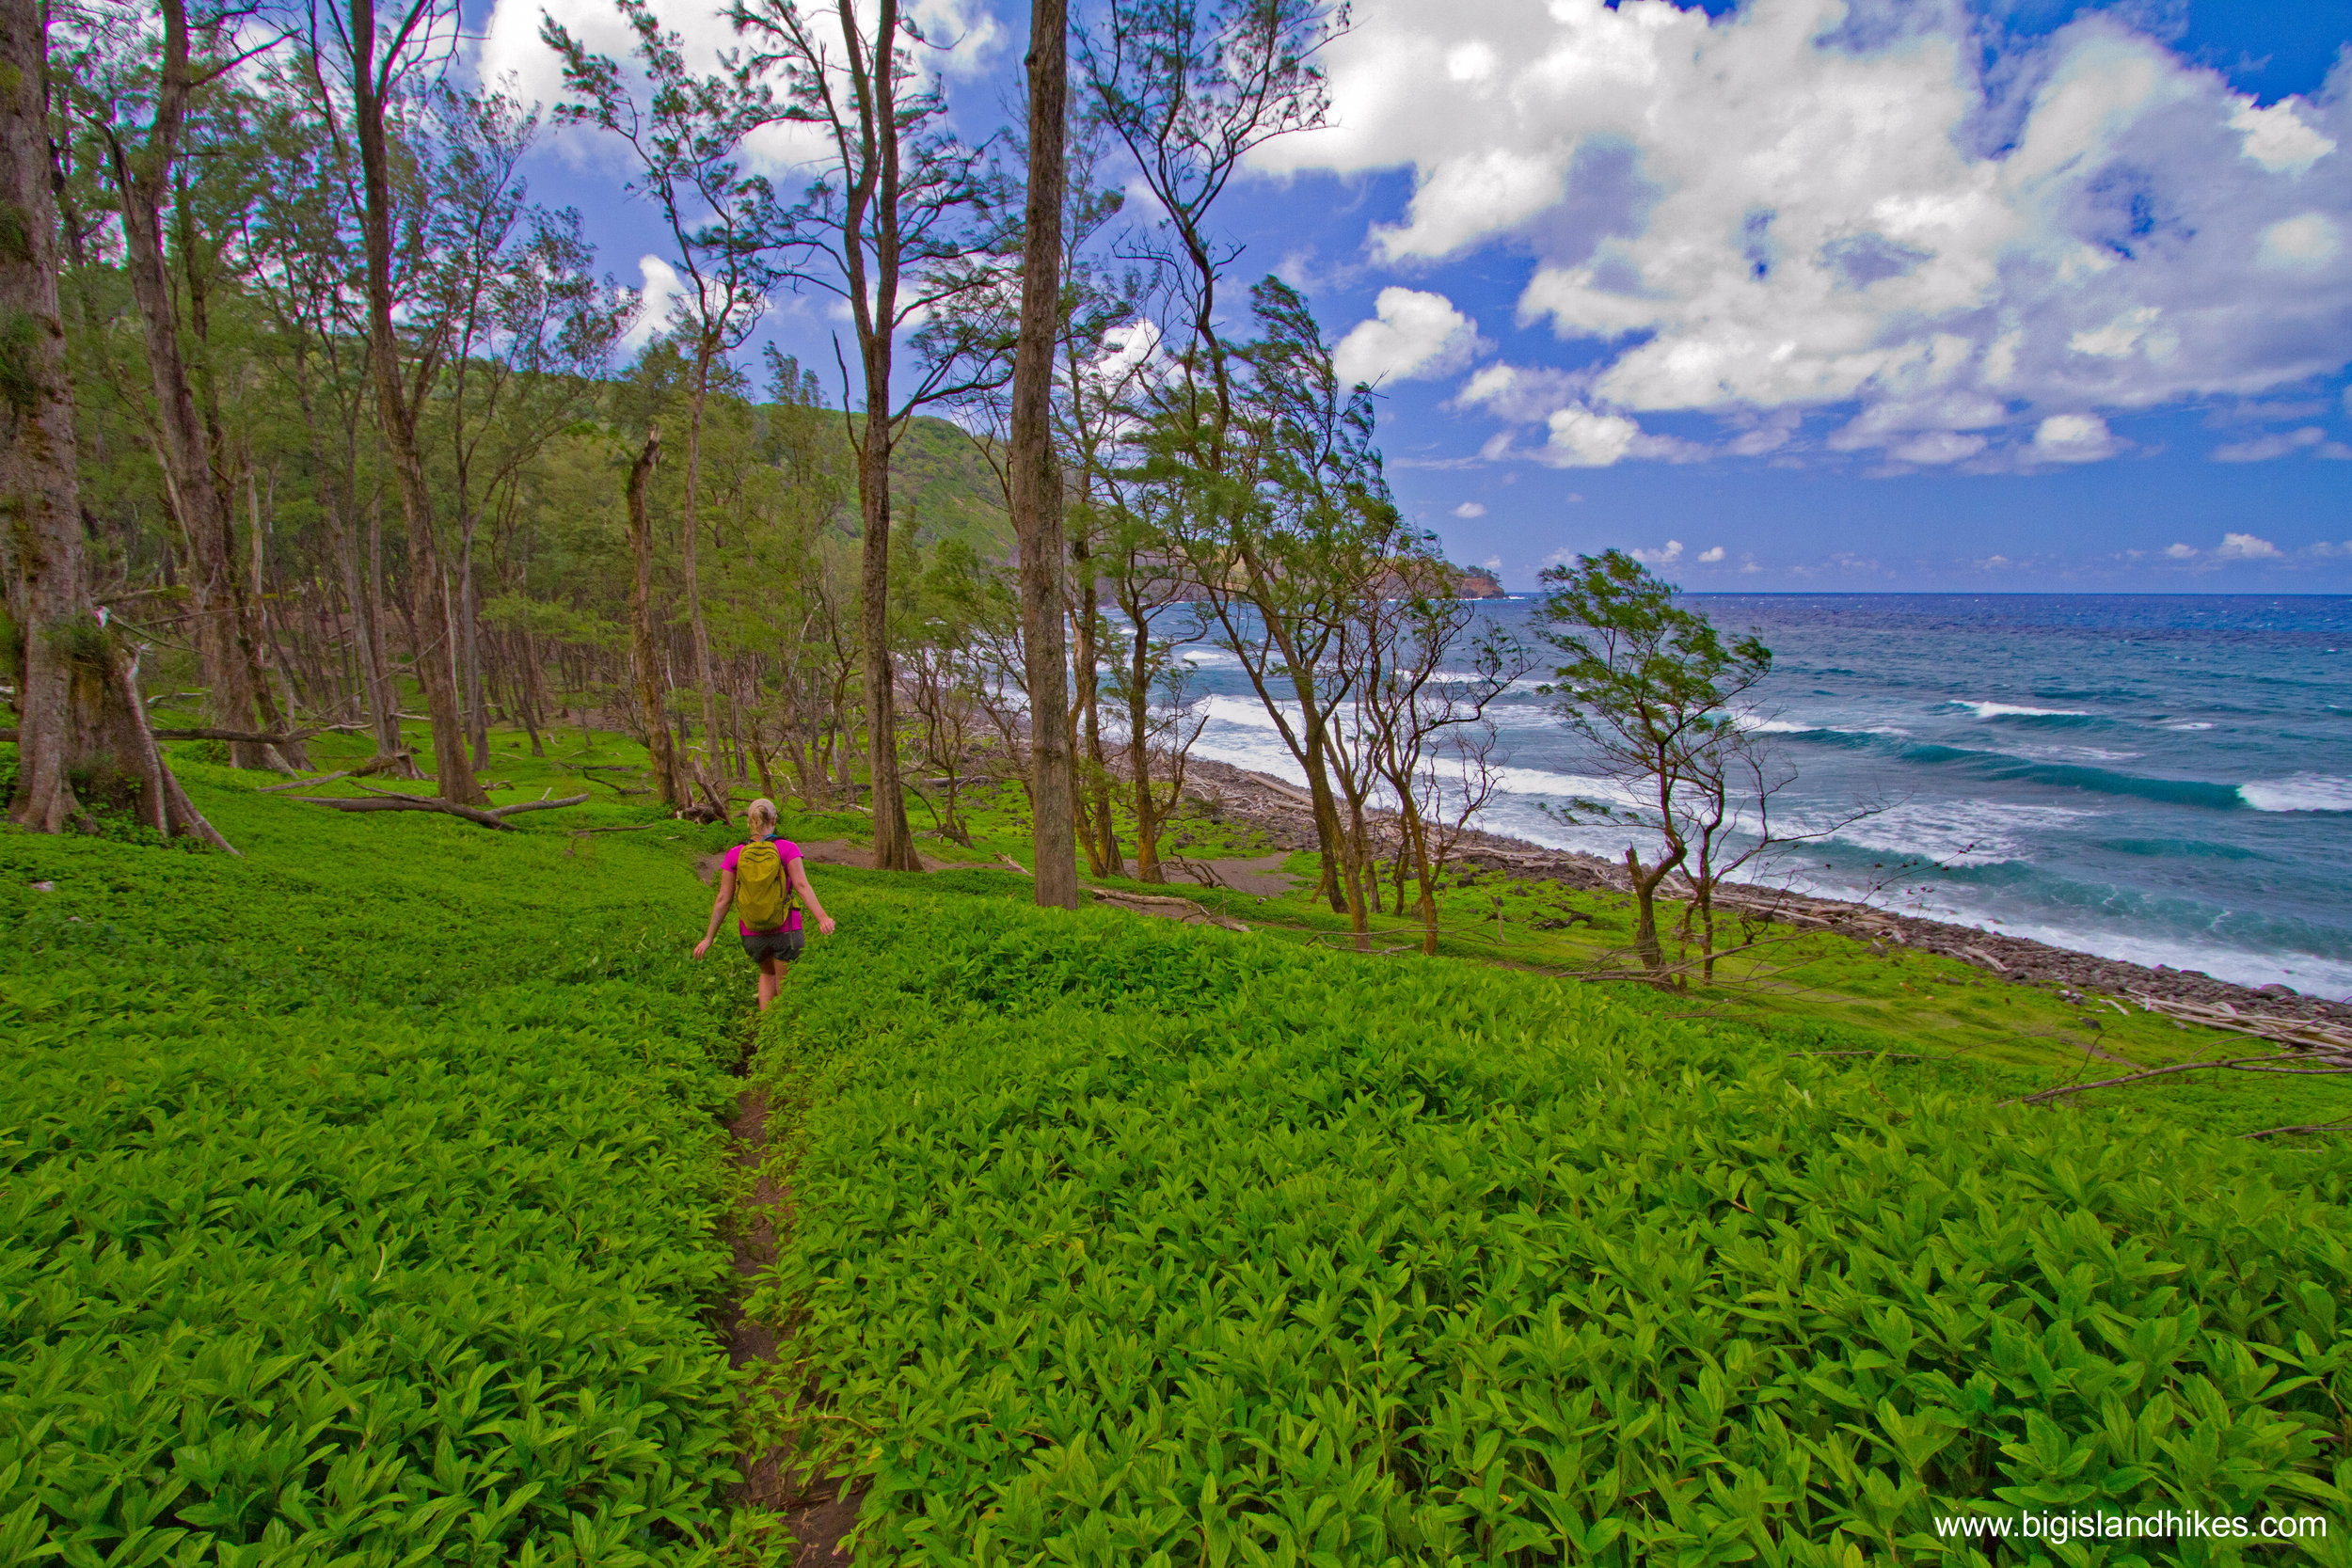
755, 888, 2352, 1563
1, 738, 752, 1565
8, 736, 2350, 1563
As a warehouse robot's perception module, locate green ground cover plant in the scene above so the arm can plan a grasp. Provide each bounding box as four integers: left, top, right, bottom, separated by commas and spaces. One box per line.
1, 736, 754, 1567
754, 889, 2352, 1566
813, 777, 2349, 1138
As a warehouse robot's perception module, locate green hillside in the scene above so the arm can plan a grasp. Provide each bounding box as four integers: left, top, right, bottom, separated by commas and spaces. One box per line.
5, 729, 2350, 1564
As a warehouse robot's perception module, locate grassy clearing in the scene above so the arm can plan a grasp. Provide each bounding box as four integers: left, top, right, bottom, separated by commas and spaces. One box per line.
1, 731, 755, 1566
8, 721, 2349, 1564
752, 888, 2352, 1564
794, 778, 2351, 1140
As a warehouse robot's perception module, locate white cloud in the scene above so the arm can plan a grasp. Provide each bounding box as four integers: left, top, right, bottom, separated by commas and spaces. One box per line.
619, 255, 681, 354
2232, 101, 2337, 174
2258, 214, 2343, 270
2032, 413, 2118, 463
2164, 542, 2200, 559
1333, 288, 1485, 388
1888, 431, 1988, 466
1545, 404, 1643, 467
1252, 0, 2352, 466
2213, 426, 2328, 462
1452, 500, 1487, 518
484, 0, 1000, 174
1630, 539, 1684, 564
1697, 546, 1726, 563
2215, 531, 2282, 560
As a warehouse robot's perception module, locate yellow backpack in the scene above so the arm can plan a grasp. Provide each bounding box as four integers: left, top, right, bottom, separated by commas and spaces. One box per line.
735, 840, 793, 930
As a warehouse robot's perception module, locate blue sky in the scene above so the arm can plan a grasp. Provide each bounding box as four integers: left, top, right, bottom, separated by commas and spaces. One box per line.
483, 0, 2352, 591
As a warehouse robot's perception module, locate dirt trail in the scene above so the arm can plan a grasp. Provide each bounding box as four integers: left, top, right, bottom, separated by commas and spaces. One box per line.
723, 1088, 863, 1560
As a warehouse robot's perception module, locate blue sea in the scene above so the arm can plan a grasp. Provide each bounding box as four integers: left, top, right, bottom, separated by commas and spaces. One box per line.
1175, 595, 2352, 1000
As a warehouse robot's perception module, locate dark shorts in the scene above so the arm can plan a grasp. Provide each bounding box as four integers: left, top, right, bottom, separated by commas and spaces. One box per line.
740, 928, 805, 965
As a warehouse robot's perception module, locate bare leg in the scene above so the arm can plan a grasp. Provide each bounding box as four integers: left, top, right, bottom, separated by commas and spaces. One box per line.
755, 954, 781, 1009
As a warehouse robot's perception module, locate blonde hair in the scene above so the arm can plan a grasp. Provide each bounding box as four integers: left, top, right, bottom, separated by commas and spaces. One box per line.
747, 798, 778, 834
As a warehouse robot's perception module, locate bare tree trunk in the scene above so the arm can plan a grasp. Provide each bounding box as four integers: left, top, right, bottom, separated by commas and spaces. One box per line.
857, 411, 917, 868
3, 0, 228, 849
100, 0, 278, 772
459, 513, 487, 767
358, 485, 407, 767
1072, 539, 1120, 876
680, 344, 726, 796
1125, 623, 1164, 883
626, 428, 681, 805
1010, 0, 1076, 907
1626, 845, 1684, 974
348, 0, 483, 807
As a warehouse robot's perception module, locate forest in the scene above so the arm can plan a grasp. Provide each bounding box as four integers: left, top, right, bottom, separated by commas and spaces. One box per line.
3, 0, 1538, 956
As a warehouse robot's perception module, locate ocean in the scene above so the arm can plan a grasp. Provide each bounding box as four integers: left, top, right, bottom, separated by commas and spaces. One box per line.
1170, 594, 2352, 1001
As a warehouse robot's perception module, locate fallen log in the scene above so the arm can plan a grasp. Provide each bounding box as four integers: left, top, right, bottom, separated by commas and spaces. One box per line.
254, 752, 414, 793
293, 791, 590, 831
1088, 886, 1251, 933
151, 723, 373, 743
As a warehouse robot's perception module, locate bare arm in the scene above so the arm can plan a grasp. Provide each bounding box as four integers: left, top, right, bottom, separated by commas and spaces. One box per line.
787, 858, 836, 935
693, 866, 737, 958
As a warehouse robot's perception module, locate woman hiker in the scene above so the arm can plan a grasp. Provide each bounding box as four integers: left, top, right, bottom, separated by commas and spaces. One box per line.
692, 798, 835, 1009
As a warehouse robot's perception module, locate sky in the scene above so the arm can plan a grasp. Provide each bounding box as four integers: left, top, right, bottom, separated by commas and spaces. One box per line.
477, 0, 2352, 592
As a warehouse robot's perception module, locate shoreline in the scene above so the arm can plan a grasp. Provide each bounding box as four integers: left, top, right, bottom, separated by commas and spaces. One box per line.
1178, 756, 2352, 1028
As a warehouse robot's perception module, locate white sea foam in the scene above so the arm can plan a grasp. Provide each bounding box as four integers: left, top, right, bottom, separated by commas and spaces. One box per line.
1952, 701, 2094, 720
2165, 721, 2216, 731
1821, 800, 2100, 867
2238, 773, 2352, 813
1196, 693, 1290, 731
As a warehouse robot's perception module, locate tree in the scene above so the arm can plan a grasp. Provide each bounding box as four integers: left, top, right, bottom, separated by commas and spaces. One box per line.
242, 77, 410, 767
1153, 277, 1401, 928
1009, 0, 1076, 908
1352, 575, 1528, 954
313, 0, 485, 806
84, 0, 294, 772
3, 0, 230, 848
546, 0, 775, 800
622, 424, 681, 802
417, 86, 626, 771
1534, 549, 1772, 975
732, 0, 1003, 872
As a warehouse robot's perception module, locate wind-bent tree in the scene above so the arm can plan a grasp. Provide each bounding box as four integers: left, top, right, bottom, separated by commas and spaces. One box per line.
1353, 578, 1528, 953
731, 0, 1002, 872
313, 0, 485, 805
546, 0, 774, 800
3, 0, 230, 847
1154, 277, 1400, 922
1534, 549, 1772, 975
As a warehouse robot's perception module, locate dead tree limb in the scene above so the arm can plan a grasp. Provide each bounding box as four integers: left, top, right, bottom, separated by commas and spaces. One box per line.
254, 752, 414, 793
292, 792, 590, 831
2006, 1052, 2352, 1106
